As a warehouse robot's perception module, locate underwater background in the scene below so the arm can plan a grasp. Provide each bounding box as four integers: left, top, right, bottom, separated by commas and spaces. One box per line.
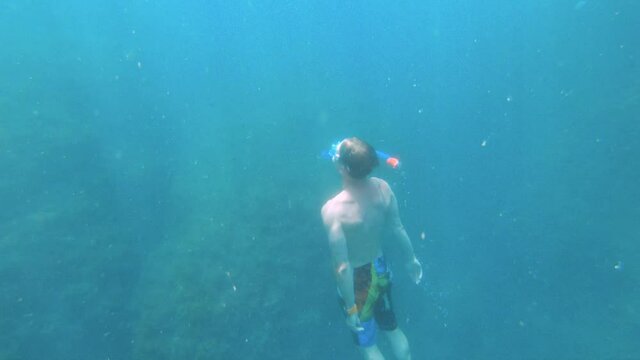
1, 0, 639, 359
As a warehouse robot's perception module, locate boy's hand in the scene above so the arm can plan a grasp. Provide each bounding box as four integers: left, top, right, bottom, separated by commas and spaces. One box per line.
346, 313, 364, 332
407, 257, 423, 284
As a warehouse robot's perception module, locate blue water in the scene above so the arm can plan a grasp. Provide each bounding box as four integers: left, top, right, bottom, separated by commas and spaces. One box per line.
1, 1, 638, 359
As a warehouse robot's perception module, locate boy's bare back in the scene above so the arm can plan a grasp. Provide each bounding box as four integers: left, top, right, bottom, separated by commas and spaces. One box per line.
322, 177, 393, 267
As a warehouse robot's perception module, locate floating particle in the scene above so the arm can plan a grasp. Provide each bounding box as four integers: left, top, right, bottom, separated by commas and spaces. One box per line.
420, 231, 426, 240
226, 271, 238, 291
481, 140, 487, 147
614, 261, 623, 271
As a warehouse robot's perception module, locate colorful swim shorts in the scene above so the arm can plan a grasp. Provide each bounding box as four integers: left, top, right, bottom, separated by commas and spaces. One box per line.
344, 256, 398, 347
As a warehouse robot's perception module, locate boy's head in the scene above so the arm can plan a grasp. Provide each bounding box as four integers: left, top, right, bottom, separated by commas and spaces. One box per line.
335, 137, 379, 179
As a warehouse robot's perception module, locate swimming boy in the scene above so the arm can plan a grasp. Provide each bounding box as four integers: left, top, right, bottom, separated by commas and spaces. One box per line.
321, 137, 423, 360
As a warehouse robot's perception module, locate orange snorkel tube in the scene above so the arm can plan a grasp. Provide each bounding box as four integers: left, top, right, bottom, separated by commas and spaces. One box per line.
376, 150, 401, 169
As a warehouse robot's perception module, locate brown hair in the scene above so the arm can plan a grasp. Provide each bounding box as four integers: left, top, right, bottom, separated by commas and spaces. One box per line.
337, 137, 379, 179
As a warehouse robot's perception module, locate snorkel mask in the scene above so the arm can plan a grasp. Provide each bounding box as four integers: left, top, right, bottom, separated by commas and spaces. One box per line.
322, 139, 401, 169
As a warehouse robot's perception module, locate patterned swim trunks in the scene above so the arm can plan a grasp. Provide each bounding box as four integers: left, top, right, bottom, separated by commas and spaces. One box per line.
346, 256, 398, 347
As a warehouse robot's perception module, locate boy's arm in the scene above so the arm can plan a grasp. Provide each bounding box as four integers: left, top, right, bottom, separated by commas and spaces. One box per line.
387, 186, 423, 284
322, 204, 363, 332
322, 205, 355, 309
